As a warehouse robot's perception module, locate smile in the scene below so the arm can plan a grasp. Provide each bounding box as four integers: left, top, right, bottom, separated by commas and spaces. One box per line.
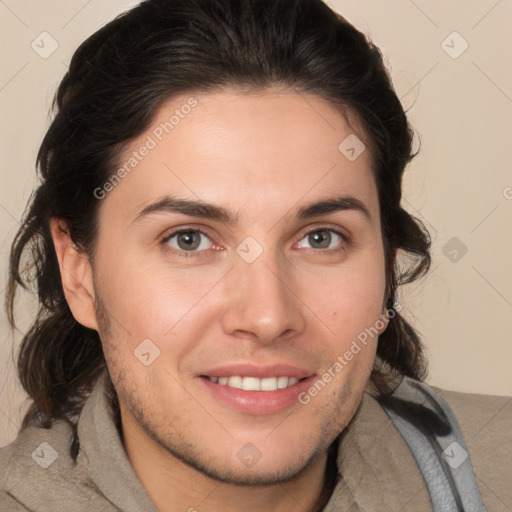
204, 375, 304, 391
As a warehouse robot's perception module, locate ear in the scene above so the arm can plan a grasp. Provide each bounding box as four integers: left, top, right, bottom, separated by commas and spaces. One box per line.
50, 217, 98, 331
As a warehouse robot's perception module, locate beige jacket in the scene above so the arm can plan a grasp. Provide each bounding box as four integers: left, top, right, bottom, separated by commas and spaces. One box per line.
1, 371, 510, 511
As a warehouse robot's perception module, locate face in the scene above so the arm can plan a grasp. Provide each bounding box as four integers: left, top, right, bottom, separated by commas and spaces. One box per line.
90, 88, 388, 485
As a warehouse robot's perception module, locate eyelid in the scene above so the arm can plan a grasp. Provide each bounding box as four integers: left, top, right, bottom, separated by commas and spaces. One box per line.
160, 226, 219, 251
298, 224, 349, 241
160, 224, 348, 247
161, 226, 212, 242
293, 225, 348, 252
159, 224, 349, 260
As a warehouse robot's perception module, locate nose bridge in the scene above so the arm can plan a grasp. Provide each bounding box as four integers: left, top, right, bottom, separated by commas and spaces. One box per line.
222, 242, 305, 342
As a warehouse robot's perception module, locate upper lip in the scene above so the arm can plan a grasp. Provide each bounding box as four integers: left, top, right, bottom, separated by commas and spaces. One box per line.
199, 363, 315, 379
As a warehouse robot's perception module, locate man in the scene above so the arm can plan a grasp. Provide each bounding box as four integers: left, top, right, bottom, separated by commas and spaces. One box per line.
1, 0, 510, 510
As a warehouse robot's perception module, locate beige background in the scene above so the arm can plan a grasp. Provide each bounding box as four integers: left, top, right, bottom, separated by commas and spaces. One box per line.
1, 0, 511, 447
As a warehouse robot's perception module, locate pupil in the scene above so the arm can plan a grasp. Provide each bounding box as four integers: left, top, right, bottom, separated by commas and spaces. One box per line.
179, 231, 200, 250
311, 230, 330, 249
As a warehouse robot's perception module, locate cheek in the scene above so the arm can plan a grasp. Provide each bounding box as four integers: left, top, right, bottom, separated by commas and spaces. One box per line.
301, 259, 386, 380
310, 259, 386, 330
96, 253, 226, 361
96, 232, 386, 355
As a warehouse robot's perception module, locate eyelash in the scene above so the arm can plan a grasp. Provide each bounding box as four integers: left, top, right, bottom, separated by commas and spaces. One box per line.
160, 228, 218, 259
159, 226, 349, 259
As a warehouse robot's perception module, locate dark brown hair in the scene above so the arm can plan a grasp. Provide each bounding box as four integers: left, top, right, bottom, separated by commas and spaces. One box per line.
6, 0, 430, 437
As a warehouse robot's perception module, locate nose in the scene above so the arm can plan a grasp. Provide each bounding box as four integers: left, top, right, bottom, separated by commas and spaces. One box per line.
221, 248, 307, 345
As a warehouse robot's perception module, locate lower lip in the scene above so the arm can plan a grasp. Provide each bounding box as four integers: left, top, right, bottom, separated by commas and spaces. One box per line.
198, 375, 316, 415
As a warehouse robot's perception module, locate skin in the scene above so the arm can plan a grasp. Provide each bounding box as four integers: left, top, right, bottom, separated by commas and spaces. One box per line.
51, 88, 389, 512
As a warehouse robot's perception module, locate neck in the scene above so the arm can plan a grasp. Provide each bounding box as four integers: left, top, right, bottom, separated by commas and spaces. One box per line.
118, 404, 339, 512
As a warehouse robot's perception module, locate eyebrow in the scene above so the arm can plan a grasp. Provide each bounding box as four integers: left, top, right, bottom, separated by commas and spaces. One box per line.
132, 194, 371, 226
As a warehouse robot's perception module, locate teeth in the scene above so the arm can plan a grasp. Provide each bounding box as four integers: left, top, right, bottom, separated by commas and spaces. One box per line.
242, 377, 261, 391
277, 376, 289, 389
207, 375, 302, 391
228, 376, 243, 389
261, 377, 277, 391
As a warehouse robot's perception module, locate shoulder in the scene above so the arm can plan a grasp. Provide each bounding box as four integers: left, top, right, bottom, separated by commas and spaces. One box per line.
0, 418, 76, 476
0, 419, 92, 511
0, 419, 72, 483
433, 385, 511, 438
372, 377, 510, 511
0, 491, 27, 512
433, 386, 512, 511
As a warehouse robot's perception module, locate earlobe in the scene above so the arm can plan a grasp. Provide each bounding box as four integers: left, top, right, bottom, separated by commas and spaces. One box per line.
49, 217, 98, 331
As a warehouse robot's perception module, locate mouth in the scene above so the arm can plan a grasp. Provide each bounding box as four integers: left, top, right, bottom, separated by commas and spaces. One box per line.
198, 374, 316, 415
200, 375, 308, 391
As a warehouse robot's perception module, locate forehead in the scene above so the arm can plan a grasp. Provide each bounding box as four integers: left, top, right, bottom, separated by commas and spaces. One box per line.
99, 88, 379, 227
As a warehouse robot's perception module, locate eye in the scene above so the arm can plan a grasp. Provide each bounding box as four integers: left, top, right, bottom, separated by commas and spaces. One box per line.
160, 228, 215, 257
160, 226, 348, 259
296, 228, 346, 252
